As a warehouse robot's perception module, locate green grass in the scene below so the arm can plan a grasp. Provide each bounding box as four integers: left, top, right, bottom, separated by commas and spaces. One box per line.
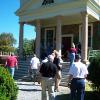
85, 81, 93, 91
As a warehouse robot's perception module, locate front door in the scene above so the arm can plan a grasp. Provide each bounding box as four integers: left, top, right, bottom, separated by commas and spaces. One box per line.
62, 35, 73, 61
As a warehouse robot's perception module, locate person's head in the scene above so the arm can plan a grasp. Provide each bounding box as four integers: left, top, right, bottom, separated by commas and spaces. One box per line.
11, 53, 14, 56
48, 55, 54, 62
75, 54, 81, 61
55, 51, 60, 58
33, 54, 36, 57
72, 43, 75, 48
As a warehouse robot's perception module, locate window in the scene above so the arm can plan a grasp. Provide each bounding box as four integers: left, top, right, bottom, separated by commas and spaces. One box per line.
44, 28, 55, 54
79, 24, 93, 48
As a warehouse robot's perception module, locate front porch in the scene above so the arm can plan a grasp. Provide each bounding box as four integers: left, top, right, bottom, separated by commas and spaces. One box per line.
16, 0, 100, 64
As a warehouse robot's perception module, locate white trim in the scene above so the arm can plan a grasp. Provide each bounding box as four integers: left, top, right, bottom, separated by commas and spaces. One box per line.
79, 24, 93, 48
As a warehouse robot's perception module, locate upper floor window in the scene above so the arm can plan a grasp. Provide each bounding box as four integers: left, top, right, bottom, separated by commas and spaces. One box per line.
42, 0, 54, 5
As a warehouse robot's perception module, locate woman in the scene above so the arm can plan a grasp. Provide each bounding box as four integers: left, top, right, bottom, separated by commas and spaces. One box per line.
53, 50, 62, 92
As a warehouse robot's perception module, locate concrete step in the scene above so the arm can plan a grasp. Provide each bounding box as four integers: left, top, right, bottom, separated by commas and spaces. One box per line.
14, 61, 70, 87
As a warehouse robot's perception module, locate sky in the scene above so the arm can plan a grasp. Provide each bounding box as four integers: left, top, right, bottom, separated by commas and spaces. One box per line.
0, 0, 36, 47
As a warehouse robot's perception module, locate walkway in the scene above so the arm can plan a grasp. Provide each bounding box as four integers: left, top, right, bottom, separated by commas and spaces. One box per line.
16, 81, 70, 100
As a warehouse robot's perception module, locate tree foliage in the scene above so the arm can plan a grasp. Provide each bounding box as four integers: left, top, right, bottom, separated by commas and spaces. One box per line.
0, 33, 16, 52
23, 38, 35, 56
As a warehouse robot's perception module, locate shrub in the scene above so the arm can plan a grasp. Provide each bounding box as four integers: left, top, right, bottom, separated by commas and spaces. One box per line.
87, 55, 100, 93
0, 66, 18, 100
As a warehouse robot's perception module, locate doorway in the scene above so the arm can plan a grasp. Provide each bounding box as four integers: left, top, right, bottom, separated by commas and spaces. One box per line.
62, 34, 73, 61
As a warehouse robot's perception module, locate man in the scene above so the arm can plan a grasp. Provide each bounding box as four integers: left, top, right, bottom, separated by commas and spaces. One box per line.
5, 53, 18, 78
39, 55, 57, 100
30, 54, 40, 84
68, 54, 88, 100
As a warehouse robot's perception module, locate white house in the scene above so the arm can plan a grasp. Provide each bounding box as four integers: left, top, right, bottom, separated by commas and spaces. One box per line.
16, 0, 100, 63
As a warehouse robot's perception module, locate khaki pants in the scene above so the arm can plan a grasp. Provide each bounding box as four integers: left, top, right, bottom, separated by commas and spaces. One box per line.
41, 77, 55, 100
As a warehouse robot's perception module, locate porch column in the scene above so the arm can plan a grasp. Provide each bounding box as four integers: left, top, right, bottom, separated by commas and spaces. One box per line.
56, 16, 62, 56
35, 20, 41, 58
81, 12, 89, 64
19, 22, 24, 59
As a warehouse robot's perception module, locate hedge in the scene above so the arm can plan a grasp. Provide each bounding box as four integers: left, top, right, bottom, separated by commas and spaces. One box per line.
87, 55, 100, 93
0, 66, 18, 100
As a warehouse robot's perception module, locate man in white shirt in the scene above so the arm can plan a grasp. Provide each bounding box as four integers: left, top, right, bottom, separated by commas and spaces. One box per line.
30, 54, 40, 84
68, 54, 88, 100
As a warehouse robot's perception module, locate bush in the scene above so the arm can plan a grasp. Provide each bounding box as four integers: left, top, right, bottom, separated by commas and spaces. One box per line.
87, 55, 100, 93
0, 66, 18, 100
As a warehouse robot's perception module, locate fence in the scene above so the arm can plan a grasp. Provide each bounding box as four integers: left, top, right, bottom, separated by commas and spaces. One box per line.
0, 51, 14, 56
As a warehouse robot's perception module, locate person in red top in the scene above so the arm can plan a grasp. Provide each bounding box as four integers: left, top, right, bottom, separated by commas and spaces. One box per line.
68, 43, 77, 66
5, 53, 18, 78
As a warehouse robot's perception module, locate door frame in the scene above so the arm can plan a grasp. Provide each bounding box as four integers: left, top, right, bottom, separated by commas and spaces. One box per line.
61, 34, 74, 60
61, 34, 74, 46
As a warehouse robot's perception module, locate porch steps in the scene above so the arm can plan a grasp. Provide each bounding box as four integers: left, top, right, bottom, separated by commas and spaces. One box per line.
14, 60, 70, 86
14, 60, 30, 80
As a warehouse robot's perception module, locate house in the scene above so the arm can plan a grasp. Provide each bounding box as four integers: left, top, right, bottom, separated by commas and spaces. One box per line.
16, 0, 100, 63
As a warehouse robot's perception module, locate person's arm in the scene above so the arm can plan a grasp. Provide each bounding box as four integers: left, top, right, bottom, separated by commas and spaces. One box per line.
16, 61, 18, 69
5, 60, 7, 67
67, 64, 74, 86
15, 58, 18, 69
67, 74, 73, 87
5, 58, 8, 67
68, 74, 73, 82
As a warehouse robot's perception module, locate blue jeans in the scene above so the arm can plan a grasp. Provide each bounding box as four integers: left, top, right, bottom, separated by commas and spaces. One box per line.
70, 78, 85, 100
69, 53, 75, 66
8, 67, 15, 78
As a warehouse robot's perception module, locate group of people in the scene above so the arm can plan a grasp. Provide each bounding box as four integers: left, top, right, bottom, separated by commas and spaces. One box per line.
29, 50, 62, 100
29, 47, 88, 100
5, 42, 88, 100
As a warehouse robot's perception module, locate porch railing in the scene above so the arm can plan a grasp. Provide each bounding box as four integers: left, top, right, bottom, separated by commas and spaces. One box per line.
0, 51, 14, 56
88, 50, 100, 60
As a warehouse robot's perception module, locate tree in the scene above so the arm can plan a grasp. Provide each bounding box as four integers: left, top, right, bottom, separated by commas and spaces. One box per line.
0, 32, 16, 52
23, 38, 35, 56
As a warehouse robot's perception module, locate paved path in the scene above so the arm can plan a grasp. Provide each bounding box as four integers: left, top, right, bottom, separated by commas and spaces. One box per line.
16, 81, 70, 100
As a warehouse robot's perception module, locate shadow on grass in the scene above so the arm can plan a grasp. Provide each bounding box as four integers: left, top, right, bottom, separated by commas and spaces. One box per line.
55, 91, 97, 100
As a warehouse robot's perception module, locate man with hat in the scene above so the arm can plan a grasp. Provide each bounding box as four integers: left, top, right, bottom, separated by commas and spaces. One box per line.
68, 54, 88, 100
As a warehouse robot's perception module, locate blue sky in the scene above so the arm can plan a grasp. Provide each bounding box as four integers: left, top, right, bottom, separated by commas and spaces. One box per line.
0, 0, 36, 47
